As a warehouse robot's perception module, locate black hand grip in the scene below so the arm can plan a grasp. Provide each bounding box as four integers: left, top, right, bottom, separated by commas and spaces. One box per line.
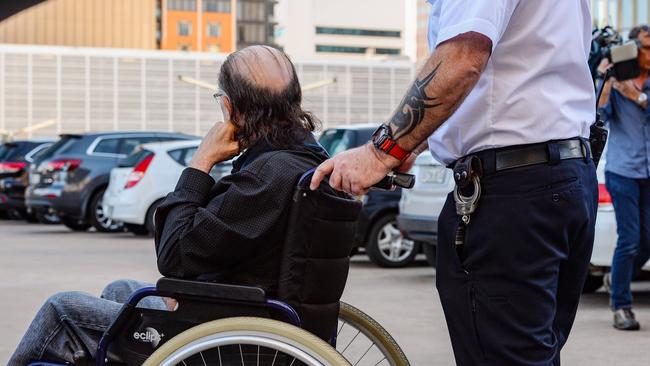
371, 172, 416, 190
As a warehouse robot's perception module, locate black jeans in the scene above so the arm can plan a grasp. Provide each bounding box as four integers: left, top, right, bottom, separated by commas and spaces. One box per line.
436, 158, 598, 366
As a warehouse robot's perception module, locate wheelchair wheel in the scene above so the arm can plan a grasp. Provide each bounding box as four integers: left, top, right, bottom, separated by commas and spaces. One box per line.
337, 302, 410, 366
143, 317, 351, 366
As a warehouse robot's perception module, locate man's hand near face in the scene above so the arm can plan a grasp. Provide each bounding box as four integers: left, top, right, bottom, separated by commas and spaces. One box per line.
189, 121, 241, 173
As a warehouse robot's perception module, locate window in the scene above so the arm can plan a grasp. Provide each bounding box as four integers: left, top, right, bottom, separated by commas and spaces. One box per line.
93, 139, 120, 154
178, 21, 192, 36
118, 137, 158, 156
318, 130, 355, 156
208, 44, 222, 52
204, 0, 231, 13
168, 0, 196, 11
207, 22, 221, 37
316, 27, 401, 38
376, 48, 401, 55
178, 43, 191, 51
316, 45, 367, 54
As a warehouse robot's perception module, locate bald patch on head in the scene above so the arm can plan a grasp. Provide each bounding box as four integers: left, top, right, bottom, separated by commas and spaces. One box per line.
227, 45, 294, 92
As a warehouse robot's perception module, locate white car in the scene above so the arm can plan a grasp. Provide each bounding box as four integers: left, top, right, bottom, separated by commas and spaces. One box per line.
397, 152, 650, 293
103, 140, 232, 235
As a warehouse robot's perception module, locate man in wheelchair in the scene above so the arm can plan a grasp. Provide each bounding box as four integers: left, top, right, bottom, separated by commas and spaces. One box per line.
9, 46, 361, 366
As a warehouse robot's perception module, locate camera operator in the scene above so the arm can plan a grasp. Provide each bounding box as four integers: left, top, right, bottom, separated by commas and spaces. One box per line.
598, 25, 650, 331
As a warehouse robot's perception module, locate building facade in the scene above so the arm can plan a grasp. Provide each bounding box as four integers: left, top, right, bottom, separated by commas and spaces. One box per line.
0, 0, 158, 49
275, 0, 406, 60
416, 0, 432, 64
592, 0, 650, 35
160, 0, 236, 53
236, 0, 278, 49
0, 44, 414, 137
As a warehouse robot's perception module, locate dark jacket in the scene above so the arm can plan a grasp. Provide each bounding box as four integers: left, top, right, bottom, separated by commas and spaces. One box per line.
154, 134, 331, 292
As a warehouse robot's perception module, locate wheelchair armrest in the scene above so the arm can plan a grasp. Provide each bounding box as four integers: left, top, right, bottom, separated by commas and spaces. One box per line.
156, 278, 267, 303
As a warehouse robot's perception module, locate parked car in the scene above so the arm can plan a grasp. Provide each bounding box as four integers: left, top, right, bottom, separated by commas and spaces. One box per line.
319, 125, 420, 267
25, 131, 195, 233
0, 139, 53, 221
103, 140, 232, 236
397, 151, 650, 292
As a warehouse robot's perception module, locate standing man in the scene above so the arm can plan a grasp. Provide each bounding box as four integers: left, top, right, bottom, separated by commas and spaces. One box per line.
598, 25, 650, 331
311, 1, 598, 365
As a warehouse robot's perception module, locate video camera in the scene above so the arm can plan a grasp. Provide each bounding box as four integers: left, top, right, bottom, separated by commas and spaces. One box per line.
589, 26, 640, 81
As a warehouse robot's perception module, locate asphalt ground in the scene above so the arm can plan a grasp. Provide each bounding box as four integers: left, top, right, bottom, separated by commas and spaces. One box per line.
1, 220, 649, 365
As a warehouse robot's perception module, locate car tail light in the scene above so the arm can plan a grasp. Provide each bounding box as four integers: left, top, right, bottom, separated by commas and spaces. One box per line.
598, 183, 612, 205
124, 154, 154, 189
46, 159, 81, 172
0, 161, 27, 173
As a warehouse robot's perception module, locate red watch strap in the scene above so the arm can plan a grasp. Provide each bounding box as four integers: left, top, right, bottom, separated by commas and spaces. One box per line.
379, 139, 411, 161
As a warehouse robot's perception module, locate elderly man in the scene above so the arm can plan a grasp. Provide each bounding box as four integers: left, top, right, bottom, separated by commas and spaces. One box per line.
9, 45, 335, 365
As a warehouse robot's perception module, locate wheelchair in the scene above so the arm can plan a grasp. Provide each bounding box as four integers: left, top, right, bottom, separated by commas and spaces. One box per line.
28, 169, 412, 366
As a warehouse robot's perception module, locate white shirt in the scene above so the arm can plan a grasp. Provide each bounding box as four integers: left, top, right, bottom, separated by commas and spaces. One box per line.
426, 0, 596, 165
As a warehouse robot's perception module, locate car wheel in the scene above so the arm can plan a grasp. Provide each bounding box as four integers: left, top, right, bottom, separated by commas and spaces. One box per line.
366, 214, 418, 268
35, 211, 61, 225
422, 243, 436, 268
125, 223, 149, 236
582, 274, 604, 294
89, 188, 124, 233
61, 217, 91, 231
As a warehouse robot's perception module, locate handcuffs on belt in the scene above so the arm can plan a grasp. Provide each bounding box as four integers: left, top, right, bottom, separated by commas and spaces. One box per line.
452, 155, 483, 262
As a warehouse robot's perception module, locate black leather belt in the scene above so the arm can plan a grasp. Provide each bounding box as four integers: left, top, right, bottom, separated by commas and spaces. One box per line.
453, 138, 590, 176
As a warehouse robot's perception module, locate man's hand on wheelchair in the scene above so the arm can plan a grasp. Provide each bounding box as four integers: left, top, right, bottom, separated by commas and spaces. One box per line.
310, 143, 401, 195
189, 121, 241, 173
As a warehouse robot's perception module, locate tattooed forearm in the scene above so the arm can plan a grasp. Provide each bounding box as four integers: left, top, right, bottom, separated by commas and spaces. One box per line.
390, 62, 443, 140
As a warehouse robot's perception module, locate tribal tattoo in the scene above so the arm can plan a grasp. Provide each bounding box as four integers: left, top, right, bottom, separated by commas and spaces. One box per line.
391, 62, 443, 140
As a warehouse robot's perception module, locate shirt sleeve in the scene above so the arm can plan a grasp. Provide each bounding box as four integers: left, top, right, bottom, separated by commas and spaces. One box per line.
435, 0, 520, 51
154, 167, 288, 279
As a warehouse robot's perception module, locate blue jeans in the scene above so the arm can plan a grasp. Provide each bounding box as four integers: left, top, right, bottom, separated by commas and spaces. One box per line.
8, 279, 165, 366
605, 171, 650, 310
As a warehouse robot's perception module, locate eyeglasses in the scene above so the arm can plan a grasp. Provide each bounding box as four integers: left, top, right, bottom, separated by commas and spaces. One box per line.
213, 89, 231, 122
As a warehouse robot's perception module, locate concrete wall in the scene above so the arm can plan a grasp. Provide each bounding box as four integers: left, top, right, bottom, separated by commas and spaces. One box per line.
275, 0, 406, 60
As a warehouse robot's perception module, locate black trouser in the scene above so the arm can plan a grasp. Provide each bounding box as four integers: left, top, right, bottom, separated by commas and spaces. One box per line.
436, 157, 598, 366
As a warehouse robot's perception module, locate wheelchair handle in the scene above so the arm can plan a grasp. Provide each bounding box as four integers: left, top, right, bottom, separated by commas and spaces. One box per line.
298, 168, 415, 190
371, 172, 415, 190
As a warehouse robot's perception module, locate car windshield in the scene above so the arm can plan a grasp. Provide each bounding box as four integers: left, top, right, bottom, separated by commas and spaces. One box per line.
118, 149, 154, 168
0, 143, 16, 161
318, 129, 354, 156
35, 136, 80, 163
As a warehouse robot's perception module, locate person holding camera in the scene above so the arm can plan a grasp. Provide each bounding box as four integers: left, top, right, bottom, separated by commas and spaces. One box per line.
598, 25, 650, 331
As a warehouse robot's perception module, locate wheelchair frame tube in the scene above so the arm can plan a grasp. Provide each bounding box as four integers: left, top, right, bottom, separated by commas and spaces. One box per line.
96, 286, 163, 366
95, 288, 302, 366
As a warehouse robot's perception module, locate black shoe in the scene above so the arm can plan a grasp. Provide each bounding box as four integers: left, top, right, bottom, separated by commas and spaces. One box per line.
613, 309, 640, 331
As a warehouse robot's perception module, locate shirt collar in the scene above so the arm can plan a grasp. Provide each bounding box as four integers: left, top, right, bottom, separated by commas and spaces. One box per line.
231, 130, 322, 172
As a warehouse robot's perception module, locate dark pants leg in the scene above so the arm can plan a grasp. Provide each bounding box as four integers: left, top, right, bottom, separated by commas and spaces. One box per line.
436, 159, 597, 366
606, 172, 650, 310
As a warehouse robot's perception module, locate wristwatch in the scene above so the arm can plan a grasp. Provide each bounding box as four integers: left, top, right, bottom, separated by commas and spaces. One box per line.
371, 124, 411, 161
637, 92, 648, 105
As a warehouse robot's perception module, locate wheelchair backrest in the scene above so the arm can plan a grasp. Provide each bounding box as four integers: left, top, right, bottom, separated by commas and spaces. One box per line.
276, 169, 362, 341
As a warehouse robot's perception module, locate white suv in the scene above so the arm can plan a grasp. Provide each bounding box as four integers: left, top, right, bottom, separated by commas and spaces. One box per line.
397, 153, 650, 293
103, 140, 231, 236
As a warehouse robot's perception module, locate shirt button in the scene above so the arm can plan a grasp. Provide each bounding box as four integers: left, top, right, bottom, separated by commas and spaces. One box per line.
552, 194, 560, 202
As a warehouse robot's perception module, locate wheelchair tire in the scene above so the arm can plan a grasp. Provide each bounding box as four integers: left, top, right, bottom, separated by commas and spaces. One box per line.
143, 317, 351, 366
338, 301, 410, 366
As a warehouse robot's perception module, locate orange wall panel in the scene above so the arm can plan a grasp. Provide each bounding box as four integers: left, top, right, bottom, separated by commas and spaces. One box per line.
162, 10, 199, 51
202, 13, 233, 53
